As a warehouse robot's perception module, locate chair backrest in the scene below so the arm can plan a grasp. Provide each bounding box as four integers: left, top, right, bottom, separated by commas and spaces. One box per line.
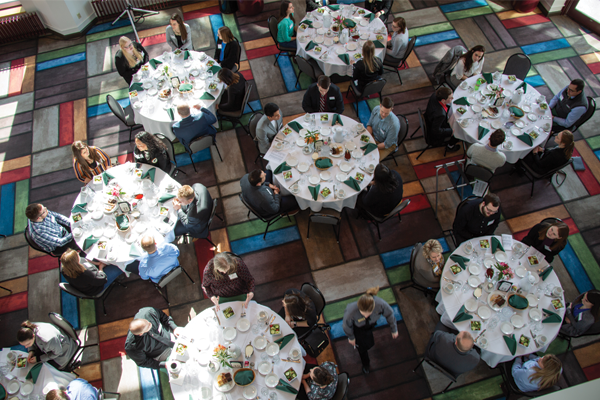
206, 199, 219, 230
49, 312, 80, 344
584, 319, 600, 335
267, 16, 279, 44
301, 282, 326, 319
464, 163, 494, 182
189, 135, 214, 154
396, 114, 409, 147
154, 133, 176, 173
240, 82, 253, 116
59, 282, 91, 299
502, 53, 531, 81
107, 95, 128, 125
426, 358, 459, 381
572, 96, 596, 132
24, 225, 56, 257
238, 193, 271, 222
234, 38, 242, 68
379, 199, 411, 222
296, 56, 316, 80
418, 108, 432, 145
248, 111, 264, 141
409, 242, 422, 277
401, 36, 417, 63
540, 217, 563, 225
158, 266, 183, 288
361, 78, 387, 98
310, 213, 340, 226
433, 45, 466, 84
331, 372, 349, 400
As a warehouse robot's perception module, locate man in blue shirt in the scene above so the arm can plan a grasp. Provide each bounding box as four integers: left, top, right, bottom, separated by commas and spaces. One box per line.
549, 79, 587, 132
367, 97, 400, 161
172, 104, 216, 152
138, 236, 180, 283
26, 203, 80, 255
45, 378, 97, 400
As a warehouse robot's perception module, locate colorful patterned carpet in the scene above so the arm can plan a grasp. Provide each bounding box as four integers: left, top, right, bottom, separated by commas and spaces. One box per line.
1, 0, 600, 399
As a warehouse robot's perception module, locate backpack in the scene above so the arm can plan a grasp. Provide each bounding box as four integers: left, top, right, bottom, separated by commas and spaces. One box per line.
433, 45, 467, 85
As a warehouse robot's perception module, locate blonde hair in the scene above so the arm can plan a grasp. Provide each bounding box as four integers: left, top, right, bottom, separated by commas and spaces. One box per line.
178, 185, 194, 200
530, 355, 562, 390
119, 36, 143, 68
357, 287, 379, 313
362, 41, 377, 74
212, 252, 237, 280
422, 239, 443, 260
60, 249, 86, 279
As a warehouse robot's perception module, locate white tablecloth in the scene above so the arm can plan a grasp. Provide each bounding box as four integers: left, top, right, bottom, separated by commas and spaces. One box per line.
169, 301, 304, 400
0, 349, 76, 397
263, 113, 379, 212
435, 235, 565, 368
297, 5, 387, 77
129, 51, 224, 140
450, 74, 552, 164
70, 163, 179, 271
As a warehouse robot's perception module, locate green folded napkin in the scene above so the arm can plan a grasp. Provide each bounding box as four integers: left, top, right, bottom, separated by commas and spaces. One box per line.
184, 50, 191, 60
343, 177, 361, 191
159, 194, 176, 203
208, 65, 222, 74
452, 305, 473, 323
366, 13, 376, 23
166, 108, 175, 121
508, 295, 529, 310
288, 121, 303, 133
517, 82, 527, 93
453, 97, 470, 106
300, 20, 313, 28
274, 161, 292, 174
116, 214, 129, 230
276, 379, 299, 395
503, 334, 517, 355
509, 106, 524, 117
102, 171, 115, 185
178, 83, 193, 92
315, 158, 333, 169
343, 18, 356, 28
234, 369, 255, 385
491, 237, 504, 253
274, 333, 294, 349
0, 380, 6, 399
83, 235, 100, 250
26, 362, 43, 383
129, 243, 142, 258
483, 73, 493, 84
306, 40, 317, 51
338, 53, 350, 65
539, 266, 553, 281
219, 294, 247, 303
450, 254, 469, 270
331, 113, 343, 126
478, 126, 490, 140
149, 59, 162, 69
71, 203, 88, 214
374, 40, 385, 49
129, 82, 145, 92
200, 92, 215, 100
327, 4, 340, 11
361, 142, 378, 155
141, 167, 156, 182
308, 184, 320, 201
542, 308, 562, 323
515, 133, 533, 146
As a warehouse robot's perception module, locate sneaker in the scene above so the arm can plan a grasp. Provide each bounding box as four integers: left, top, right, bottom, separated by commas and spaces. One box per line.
446, 144, 460, 152
362, 365, 370, 375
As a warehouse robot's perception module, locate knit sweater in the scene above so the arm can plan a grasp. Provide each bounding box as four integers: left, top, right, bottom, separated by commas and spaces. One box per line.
467, 143, 506, 173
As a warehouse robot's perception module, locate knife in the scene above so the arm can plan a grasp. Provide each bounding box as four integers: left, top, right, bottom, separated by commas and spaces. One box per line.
333, 184, 337, 199
474, 329, 486, 342
519, 246, 530, 260
443, 276, 459, 284
213, 308, 221, 326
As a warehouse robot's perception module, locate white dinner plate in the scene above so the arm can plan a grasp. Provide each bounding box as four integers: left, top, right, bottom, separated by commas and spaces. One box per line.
483, 258, 495, 268
360, 33, 369, 40
223, 327, 237, 341
511, 314, 525, 328
253, 336, 267, 350
7, 380, 20, 395
479, 120, 489, 129
360, 19, 368, 27
266, 342, 279, 356
510, 127, 521, 136
471, 104, 482, 113
237, 318, 251, 332
148, 88, 158, 96
297, 162, 310, 173
214, 375, 235, 392
296, 138, 306, 147
468, 275, 481, 288
320, 127, 330, 136
529, 307, 542, 321
527, 114, 538, 121
335, 47, 345, 55
93, 227, 103, 237
20, 382, 33, 396
488, 292, 507, 311
478, 305, 492, 320
339, 162, 352, 172
258, 361, 272, 375
243, 385, 257, 399
515, 266, 527, 278
324, 38, 333, 46
73, 228, 83, 238
265, 373, 279, 388
314, 36, 324, 44
345, 142, 357, 151
336, 173, 347, 182
320, 171, 331, 181
468, 263, 480, 275
347, 42, 357, 51
526, 294, 539, 308
495, 251, 508, 262
299, 128, 308, 137
522, 105, 531, 113
500, 322, 514, 335
309, 175, 320, 185
313, 21, 322, 28
515, 120, 525, 128
465, 298, 478, 312
92, 211, 103, 220
492, 120, 503, 129
317, 28, 326, 35
287, 157, 298, 167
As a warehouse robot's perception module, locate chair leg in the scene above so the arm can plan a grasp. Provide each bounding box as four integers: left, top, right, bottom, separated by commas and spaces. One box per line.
204, 237, 217, 248
442, 381, 453, 393
530, 179, 535, 197
215, 213, 223, 221
409, 125, 421, 138
213, 143, 224, 161
413, 358, 425, 372
295, 71, 302, 89
0, 285, 12, 294
180, 266, 195, 284
189, 153, 197, 172
397, 69, 402, 85
155, 284, 169, 305
307, 219, 311, 239
416, 145, 430, 160
102, 297, 107, 316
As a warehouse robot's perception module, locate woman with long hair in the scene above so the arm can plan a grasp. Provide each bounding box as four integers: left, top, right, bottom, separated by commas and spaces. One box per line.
166, 13, 192, 51
214, 26, 240, 71
202, 252, 255, 310
561, 290, 600, 337
342, 287, 397, 374
521, 130, 574, 175
357, 164, 404, 218
72, 141, 111, 183
386, 17, 409, 61
352, 40, 384, 93
278, 289, 317, 336
217, 68, 247, 113
512, 354, 562, 392
450, 45, 485, 88
61, 249, 123, 296
277, 1, 297, 50
412, 239, 444, 289
115, 36, 149, 85
522, 219, 570, 263
298, 361, 339, 400
133, 131, 170, 173
17, 320, 78, 370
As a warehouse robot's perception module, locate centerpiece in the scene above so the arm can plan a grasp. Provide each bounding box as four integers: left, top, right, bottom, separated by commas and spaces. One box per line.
213, 344, 233, 368
305, 129, 320, 152
495, 262, 514, 280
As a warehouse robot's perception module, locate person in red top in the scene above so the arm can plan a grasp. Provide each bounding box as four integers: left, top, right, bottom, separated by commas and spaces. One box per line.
424, 87, 460, 152
202, 252, 255, 310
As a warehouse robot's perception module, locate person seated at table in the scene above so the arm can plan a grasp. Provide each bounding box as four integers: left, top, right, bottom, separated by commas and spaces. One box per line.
299, 361, 339, 400
385, 17, 409, 62
17, 320, 78, 370
72, 141, 112, 184
216, 68, 247, 114
427, 330, 480, 377
466, 129, 506, 173
257, 103, 283, 155
125, 307, 183, 370
115, 36, 149, 85
366, 97, 400, 161
278, 289, 318, 337
214, 26, 240, 71
412, 239, 444, 290
166, 13, 192, 51
511, 354, 562, 393
425, 87, 460, 152
46, 378, 98, 400
549, 79, 587, 132
202, 252, 255, 310
134, 131, 171, 173
521, 219, 569, 263
356, 164, 403, 218
351, 40, 383, 94
60, 249, 123, 296
172, 104, 216, 152
133, 236, 180, 283
364, 0, 392, 23
450, 45, 485, 89
240, 169, 300, 218
520, 130, 574, 175
26, 203, 80, 256
306, 0, 336, 13
277, 1, 297, 50
561, 290, 600, 337
172, 184, 212, 238
302, 75, 344, 114
452, 192, 501, 245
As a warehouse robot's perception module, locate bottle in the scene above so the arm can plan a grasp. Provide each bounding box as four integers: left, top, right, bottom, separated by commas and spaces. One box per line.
321, 140, 330, 157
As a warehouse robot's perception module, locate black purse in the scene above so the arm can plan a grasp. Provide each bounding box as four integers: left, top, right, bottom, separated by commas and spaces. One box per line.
299, 323, 331, 358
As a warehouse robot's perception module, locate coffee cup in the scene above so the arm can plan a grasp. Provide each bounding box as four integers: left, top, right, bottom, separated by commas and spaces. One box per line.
478, 337, 488, 348
460, 81, 468, 90
7, 351, 16, 365
258, 311, 268, 322
552, 287, 563, 297
290, 348, 301, 359
538, 335, 547, 345
504, 140, 513, 150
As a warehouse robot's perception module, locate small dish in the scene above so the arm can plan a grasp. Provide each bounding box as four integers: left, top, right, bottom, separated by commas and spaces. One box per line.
526, 294, 538, 308
527, 114, 538, 122
468, 263, 480, 275
287, 157, 298, 167
515, 120, 525, 128
468, 275, 481, 288
465, 298, 478, 313
471, 104, 482, 113
339, 162, 352, 172
237, 318, 251, 332
443, 283, 454, 294
20, 382, 33, 396
289, 183, 299, 194
258, 361, 272, 375
320, 127, 330, 136
337, 189, 345, 199
515, 267, 527, 278
529, 307, 542, 321
243, 385, 257, 399
309, 175, 320, 185
510, 127, 521, 136
511, 314, 525, 329
492, 120, 503, 129
500, 322, 514, 335
266, 342, 279, 356
297, 162, 310, 173
478, 306, 492, 320
504, 140, 513, 150
320, 171, 331, 181
7, 380, 20, 395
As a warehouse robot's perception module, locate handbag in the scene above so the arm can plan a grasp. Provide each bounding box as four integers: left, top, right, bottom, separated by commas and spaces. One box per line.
299, 323, 331, 358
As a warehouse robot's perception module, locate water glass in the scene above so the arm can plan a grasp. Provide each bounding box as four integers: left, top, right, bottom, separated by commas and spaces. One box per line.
273, 355, 280, 365
261, 388, 269, 397
270, 392, 278, 400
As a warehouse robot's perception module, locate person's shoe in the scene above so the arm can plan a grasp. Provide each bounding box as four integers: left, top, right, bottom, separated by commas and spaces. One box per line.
362, 365, 370, 375
284, 209, 301, 217
446, 143, 460, 152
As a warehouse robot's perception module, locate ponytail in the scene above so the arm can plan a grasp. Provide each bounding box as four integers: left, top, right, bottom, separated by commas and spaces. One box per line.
17, 320, 37, 342
357, 286, 379, 313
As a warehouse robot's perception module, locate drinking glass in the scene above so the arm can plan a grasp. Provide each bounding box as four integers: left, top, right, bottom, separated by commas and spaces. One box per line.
261, 388, 269, 397
269, 392, 278, 400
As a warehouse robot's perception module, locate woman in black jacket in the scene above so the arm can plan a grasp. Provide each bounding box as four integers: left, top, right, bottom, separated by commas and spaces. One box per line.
214, 26, 240, 71
364, 0, 392, 23
352, 40, 383, 94
217, 68, 247, 113
357, 164, 404, 218
278, 289, 318, 337
60, 249, 123, 296
115, 36, 149, 85
133, 131, 171, 173
522, 130, 574, 175
522, 220, 569, 263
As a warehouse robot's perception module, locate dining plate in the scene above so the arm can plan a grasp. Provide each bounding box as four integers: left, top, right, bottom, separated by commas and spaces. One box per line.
511, 314, 525, 328
347, 42, 357, 51
515, 266, 527, 278
510, 127, 521, 136
20, 382, 33, 396
287, 157, 298, 167
237, 318, 251, 332
492, 120, 503, 129
309, 175, 320, 185
360, 33, 369, 40
317, 28, 326, 35
7, 380, 20, 395
299, 128, 308, 137
465, 298, 478, 313
133, 102, 143, 109
223, 327, 237, 341
478, 305, 492, 320
314, 36, 324, 44
265, 373, 279, 388
522, 105, 531, 113
266, 342, 280, 356
258, 361, 272, 375
214, 375, 235, 392
483, 258, 495, 268
339, 162, 352, 172
468, 263, 480, 275
471, 104, 482, 113
313, 21, 322, 28
253, 336, 267, 350
336, 173, 347, 182
335, 47, 345, 55
360, 19, 368, 27
529, 307, 542, 321
297, 162, 310, 173
527, 114, 538, 121
479, 120, 489, 129
526, 294, 539, 308
500, 322, 514, 335
320, 127, 330, 136
320, 171, 331, 181
243, 385, 257, 399
296, 138, 306, 147
495, 251, 508, 263
147, 88, 158, 96
515, 120, 525, 128
324, 38, 333, 46
468, 275, 481, 288
92, 211, 103, 220
488, 292, 507, 311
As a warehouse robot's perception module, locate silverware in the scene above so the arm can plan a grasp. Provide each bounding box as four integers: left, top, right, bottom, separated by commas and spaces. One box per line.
283, 358, 301, 363
474, 329, 486, 342
443, 276, 459, 284
333, 184, 337, 199
213, 308, 221, 326
519, 246, 530, 259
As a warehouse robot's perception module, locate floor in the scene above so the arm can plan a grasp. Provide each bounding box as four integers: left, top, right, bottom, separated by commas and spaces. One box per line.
1, 0, 600, 399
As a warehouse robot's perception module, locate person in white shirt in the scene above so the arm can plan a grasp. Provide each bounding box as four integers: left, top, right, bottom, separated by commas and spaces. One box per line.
451, 45, 485, 88
466, 129, 507, 173
385, 17, 409, 62
256, 103, 283, 155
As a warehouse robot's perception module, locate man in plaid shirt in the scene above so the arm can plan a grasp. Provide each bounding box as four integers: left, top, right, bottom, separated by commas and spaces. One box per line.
26, 203, 80, 255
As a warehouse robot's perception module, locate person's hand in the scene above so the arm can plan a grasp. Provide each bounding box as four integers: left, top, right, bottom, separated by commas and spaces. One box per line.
27, 353, 37, 364
244, 292, 254, 308
348, 338, 356, 347
302, 373, 311, 380
98, 262, 106, 270
565, 317, 571, 324
173, 327, 183, 337
392, 331, 399, 339
172, 198, 181, 211
211, 296, 220, 311
375, 11, 381, 18
215, 104, 219, 110
350, 58, 355, 65
193, 104, 201, 110
273, 186, 280, 194
285, 315, 292, 325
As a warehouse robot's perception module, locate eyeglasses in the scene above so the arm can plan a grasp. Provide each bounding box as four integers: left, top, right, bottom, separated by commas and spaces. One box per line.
483, 205, 498, 214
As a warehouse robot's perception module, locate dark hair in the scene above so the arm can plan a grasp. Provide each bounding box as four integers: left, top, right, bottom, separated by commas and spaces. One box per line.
170, 13, 187, 43
538, 220, 569, 251
218, 26, 234, 43
461, 45, 485, 73
558, 130, 574, 159
381, 97, 394, 109
483, 192, 500, 207
312, 366, 334, 386
17, 320, 37, 342
46, 390, 69, 400
71, 141, 101, 177
318, 75, 330, 89
489, 129, 505, 147
248, 169, 263, 186
585, 290, 600, 322
25, 203, 42, 221
264, 103, 280, 118
218, 68, 240, 86
278, 0, 295, 25
436, 87, 452, 101
393, 17, 406, 34
283, 291, 311, 319
373, 164, 399, 194
135, 131, 167, 153
571, 79, 584, 92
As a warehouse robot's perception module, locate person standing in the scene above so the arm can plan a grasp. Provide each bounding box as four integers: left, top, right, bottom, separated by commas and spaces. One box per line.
165, 13, 192, 51
115, 36, 149, 85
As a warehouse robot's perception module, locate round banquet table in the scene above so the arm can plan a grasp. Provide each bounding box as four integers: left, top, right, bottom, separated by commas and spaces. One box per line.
435, 235, 565, 368
168, 301, 305, 400
263, 113, 379, 212
449, 74, 552, 164
70, 163, 179, 272
297, 4, 388, 77
129, 50, 224, 141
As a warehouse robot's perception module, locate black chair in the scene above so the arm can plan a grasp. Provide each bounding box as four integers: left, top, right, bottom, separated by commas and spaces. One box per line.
301, 282, 325, 321
48, 312, 98, 372
382, 36, 416, 84
436, 69, 457, 91
154, 265, 195, 305
184, 198, 224, 248
24, 226, 62, 266
295, 56, 324, 88
106, 95, 142, 142
464, 163, 494, 183
445, 195, 480, 247
382, 113, 408, 166
238, 193, 287, 240
187, 135, 223, 172
268, 15, 296, 65
59, 275, 127, 316
503, 53, 532, 81
413, 338, 459, 393
346, 78, 386, 113
98, 388, 121, 400
363, 199, 411, 240
154, 133, 187, 177
248, 111, 266, 166
230, 38, 242, 73
415, 108, 451, 160
516, 157, 573, 197
331, 372, 349, 400
307, 209, 342, 243
498, 361, 561, 397
571, 96, 596, 133
218, 81, 253, 134
399, 242, 438, 297
559, 320, 600, 351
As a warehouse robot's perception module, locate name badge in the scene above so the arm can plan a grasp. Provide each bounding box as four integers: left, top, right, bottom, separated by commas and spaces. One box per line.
487, 220, 494, 226
229, 273, 238, 280
544, 245, 551, 252
218, 44, 222, 49
329, 96, 335, 100
357, 318, 365, 323
578, 313, 583, 322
